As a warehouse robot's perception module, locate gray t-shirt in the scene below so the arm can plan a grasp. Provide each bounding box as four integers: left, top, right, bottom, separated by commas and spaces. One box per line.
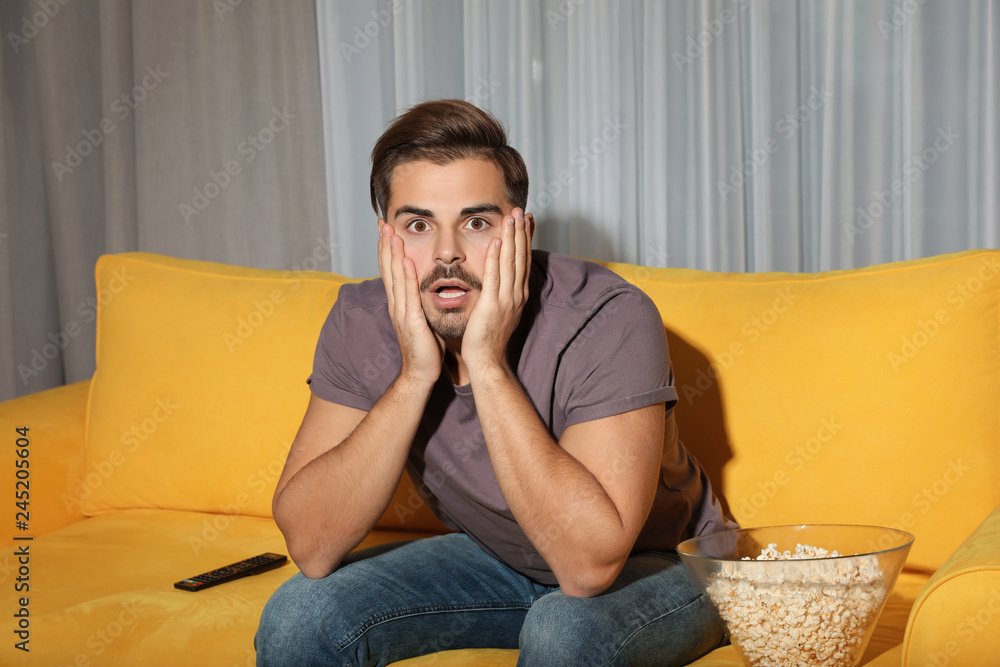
309, 250, 735, 584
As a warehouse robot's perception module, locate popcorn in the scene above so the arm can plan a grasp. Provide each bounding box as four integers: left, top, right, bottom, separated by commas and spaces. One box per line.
704, 543, 886, 667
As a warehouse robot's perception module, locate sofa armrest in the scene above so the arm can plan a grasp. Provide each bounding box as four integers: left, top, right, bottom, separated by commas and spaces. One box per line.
0, 380, 91, 546
902, 503, 1000, 665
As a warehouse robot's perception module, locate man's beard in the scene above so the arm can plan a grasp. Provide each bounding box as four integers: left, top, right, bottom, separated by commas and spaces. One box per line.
419, 264, 482, 339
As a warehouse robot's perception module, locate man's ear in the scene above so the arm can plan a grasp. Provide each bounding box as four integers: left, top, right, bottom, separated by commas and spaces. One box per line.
526, 212, 536, 239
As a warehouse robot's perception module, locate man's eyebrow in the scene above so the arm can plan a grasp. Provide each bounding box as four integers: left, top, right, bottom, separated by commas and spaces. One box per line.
393, 203, 504, 219
460, 204, 503, 217
393, 205, 434, 220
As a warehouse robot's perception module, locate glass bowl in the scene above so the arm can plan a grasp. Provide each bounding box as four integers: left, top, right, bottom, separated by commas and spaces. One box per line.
677, 524, 914, 667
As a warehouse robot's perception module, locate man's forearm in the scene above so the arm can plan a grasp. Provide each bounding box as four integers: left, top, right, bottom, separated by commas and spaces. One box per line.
273, 375, 434, 578
469, 365, 632, 597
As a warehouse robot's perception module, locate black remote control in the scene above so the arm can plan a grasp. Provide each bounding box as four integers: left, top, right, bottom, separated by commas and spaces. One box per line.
174, 552, 288, 591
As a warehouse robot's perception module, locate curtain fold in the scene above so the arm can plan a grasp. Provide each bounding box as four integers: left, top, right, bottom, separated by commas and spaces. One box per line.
1, 0, 327, 401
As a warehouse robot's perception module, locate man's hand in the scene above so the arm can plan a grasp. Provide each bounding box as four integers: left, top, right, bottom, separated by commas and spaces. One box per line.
462, 208, 534, 373
377, 221, 445, 386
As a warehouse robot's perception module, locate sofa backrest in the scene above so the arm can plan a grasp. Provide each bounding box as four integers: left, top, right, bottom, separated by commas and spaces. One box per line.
82, 252, 450, 534
83, 250, 1000, 571
82, 253, 345, 521
604, 249, 1000, 572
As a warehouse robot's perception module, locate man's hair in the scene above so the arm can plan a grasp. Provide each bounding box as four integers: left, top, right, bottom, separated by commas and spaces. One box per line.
370, 99, 529, 218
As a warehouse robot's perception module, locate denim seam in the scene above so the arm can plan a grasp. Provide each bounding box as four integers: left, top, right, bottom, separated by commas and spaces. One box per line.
336, 600, 534, 651
607, 592, 705, 665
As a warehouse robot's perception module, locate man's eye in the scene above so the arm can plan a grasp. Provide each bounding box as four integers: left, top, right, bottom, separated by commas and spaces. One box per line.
407, 220, 429, 232
465, 217, 488, 231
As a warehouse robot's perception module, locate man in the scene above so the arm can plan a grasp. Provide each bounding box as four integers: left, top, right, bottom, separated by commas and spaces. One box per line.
256, 99, 734, 666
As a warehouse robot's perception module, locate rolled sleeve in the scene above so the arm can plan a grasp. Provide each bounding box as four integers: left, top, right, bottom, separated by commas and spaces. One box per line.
559, 287, 676, 431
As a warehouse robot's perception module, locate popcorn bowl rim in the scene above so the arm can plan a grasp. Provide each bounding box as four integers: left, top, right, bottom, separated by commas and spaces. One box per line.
676, 523, 915, 563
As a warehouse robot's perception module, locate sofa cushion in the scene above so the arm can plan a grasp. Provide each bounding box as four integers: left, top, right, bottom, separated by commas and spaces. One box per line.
604, 250, 1000, 572
82, 253, 348, 517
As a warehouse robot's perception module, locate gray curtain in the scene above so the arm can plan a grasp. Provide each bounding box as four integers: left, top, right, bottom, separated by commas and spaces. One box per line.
0, 0, 328, 401
4, 0, 999, 402
315, 0, 999, 278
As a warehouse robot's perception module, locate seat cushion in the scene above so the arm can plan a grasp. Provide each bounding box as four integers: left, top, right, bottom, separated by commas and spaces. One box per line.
0, 510, 436, 666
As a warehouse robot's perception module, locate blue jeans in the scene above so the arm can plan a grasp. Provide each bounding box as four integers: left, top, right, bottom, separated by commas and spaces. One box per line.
255, 533, 726, 666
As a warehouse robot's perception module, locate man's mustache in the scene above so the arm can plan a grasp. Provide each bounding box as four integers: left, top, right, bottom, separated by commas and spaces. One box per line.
420, 265, 483, 293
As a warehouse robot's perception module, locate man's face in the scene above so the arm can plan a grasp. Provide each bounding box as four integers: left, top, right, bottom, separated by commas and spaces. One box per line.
382, 158, 514, 339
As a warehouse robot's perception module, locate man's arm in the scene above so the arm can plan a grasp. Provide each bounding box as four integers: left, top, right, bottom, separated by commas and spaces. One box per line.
272, 377, 434, 579
472, 366, 665, 598
274, 223, 443, 579
462, 208, 665, 597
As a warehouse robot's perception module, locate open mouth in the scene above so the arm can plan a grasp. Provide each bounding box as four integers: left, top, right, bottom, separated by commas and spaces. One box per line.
435, 286, 470, 299
421, 267, 482, 311
427, 280, 475, 309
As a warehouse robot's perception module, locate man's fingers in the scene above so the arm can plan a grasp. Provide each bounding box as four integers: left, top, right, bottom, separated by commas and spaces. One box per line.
483, 236, 502, 299
402, 256, 423, 322
377, 221, 395, 309
389, 234, 408, 320
494, 212, 515, 300
513, 209, 528, 298
524, 212, 534, 301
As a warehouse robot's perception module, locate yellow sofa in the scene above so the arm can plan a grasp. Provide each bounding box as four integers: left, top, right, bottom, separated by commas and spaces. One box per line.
1, 249, 998, 666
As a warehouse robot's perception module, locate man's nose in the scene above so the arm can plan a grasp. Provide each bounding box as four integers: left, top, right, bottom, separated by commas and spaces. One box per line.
433, 228, 466, 265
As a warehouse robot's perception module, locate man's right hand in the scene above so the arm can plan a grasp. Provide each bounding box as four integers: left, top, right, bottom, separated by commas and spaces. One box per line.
378, 221, 445, 387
